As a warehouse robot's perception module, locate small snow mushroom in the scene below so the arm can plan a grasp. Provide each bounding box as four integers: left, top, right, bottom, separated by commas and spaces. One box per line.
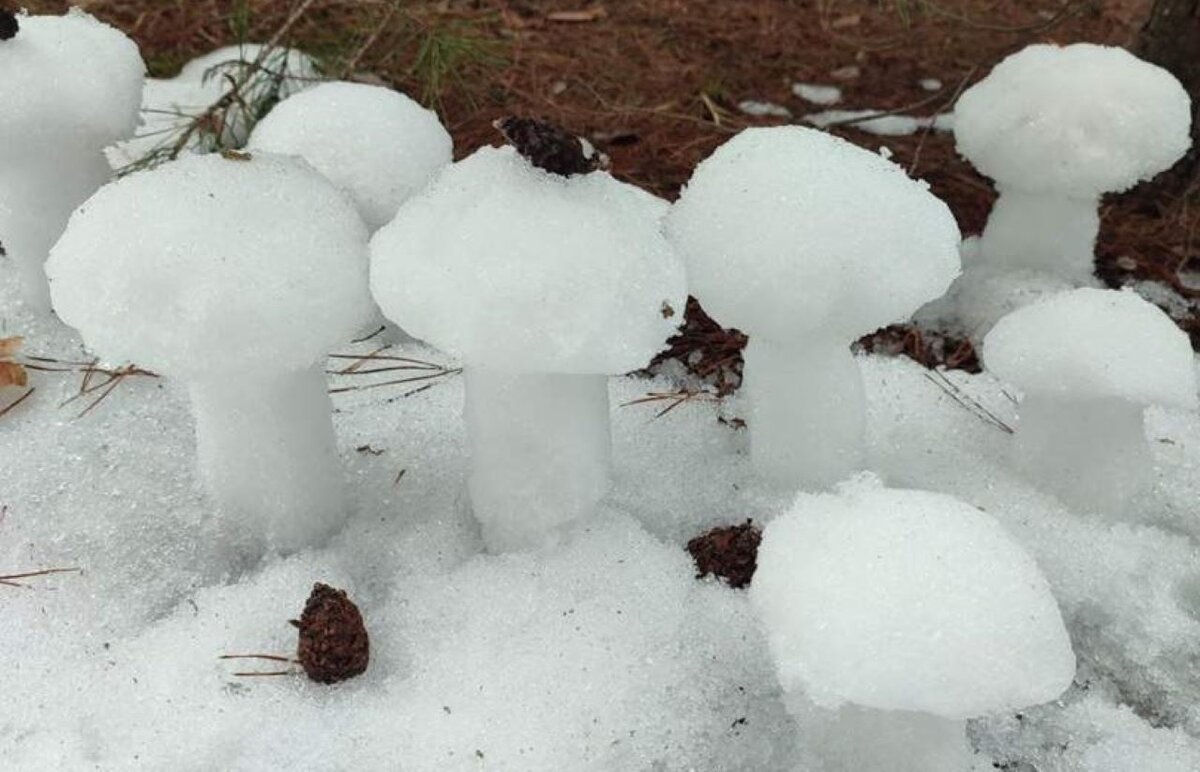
0, 9, 144, 313
982, 288, 1197, 516
46, 152, 373, 553
955, 43, 1192, 285
370, 126, 685, 553
666, 126, 960, 489
751, 479, 1076, 772
248, 81, 453, 231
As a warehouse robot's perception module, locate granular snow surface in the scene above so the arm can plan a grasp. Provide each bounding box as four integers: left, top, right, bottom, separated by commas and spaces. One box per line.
3, 268, 1200, 770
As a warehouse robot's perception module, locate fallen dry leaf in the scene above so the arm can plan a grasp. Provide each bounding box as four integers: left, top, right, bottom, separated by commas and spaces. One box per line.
0, 336, 21, 358
0, 361, 27, 389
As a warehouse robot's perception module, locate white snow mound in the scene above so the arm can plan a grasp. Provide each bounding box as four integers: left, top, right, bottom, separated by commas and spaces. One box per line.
370, 145, 686, 373
249, 81, 453, 230
751, 477, 1076, 718
955, 43, 1192, 195
665, 126, 961, 340
46, 152, 372, 377
983, 287, 1198, 408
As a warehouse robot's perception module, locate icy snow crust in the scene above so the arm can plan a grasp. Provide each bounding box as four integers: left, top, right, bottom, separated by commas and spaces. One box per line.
4, 267, 1200, 767
371, 145, 687, 373
983, 288, 1198, 408
0, 10, 144, 155
248, 82, 453, 231
954, 43, 1192, 195
752, 481, 1075, 718
666, 127, 961, 340
46, 152, 372, 378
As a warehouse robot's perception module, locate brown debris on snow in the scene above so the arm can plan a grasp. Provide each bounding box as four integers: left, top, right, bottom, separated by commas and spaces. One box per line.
493, 115, 601, 176
290, 583, 370, 684
687, 520, 761, 589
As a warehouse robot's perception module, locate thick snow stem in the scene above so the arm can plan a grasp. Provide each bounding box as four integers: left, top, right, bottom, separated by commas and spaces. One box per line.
980, 187, 1100, 284
189, 366, 344, 553
743, 336, 865, 489
464, 367, 612, 552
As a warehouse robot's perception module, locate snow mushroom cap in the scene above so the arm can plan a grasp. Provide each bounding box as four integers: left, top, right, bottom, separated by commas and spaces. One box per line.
248, 81, 453, 230
370, 145, 687, 374
955, 43, 1192, 197
982, 287, 1198, 409
0, 10, 144, 158
751, 477, 1076, 719
177, 43, 318, 86
46, 152, 373, 378
665, 126, 961, 342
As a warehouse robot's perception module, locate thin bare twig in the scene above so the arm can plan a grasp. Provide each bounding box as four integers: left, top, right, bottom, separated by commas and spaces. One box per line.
0, 387, 34, 420
0, 566, 82, 589
923, 370, 1014, 434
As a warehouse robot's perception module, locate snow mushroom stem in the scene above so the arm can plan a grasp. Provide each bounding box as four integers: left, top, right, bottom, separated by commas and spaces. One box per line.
796, 701, 970, 772
1012, 394, 1150, 517
11, 154, 112, 315
742, 336, 865, 489
980, 186, 1100, 284
188, 365, 345, 553
463, 366, 612, 553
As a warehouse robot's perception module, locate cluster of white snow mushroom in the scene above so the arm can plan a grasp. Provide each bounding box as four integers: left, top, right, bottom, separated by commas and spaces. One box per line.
3, 8, 1196, 770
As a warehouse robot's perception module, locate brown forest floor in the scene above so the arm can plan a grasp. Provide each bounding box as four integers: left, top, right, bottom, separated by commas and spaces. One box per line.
25, 0, 1200, 373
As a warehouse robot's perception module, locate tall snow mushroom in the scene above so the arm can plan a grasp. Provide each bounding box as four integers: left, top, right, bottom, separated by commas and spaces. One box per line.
666, 127, 960, 489
46, 152, 373, 553
751, 479, 1076, 772
0, 8, 144, 313
955, 43, 1192, 285
370, 118, 686, 553
982, 288, 1198, 517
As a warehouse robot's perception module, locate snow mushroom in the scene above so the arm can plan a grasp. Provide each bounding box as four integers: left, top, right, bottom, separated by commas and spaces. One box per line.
370, 141, 686, 553
46, 152, 373, 553
0, 9, 144, 313
248, 81, 453, 232
666, 126, 961, 489
982, 288, 1198, 517
955, 43, 1192, 285
751, 478, 1076, 772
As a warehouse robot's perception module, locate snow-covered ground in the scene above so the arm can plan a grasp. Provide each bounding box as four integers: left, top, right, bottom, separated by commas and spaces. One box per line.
4, 268, 1200, 770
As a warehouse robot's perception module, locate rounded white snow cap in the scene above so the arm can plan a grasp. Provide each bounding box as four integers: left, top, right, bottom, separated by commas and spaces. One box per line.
0, 10, 144, 157
370, 145, 687, 373
751, 476, 1076, 719
955, 43, 1192, 196
665, 126, 961, 341
249, 82, 453, 230
983, 287, 1198, 409
47, 152, 372, 378
177, 43, 318, 92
